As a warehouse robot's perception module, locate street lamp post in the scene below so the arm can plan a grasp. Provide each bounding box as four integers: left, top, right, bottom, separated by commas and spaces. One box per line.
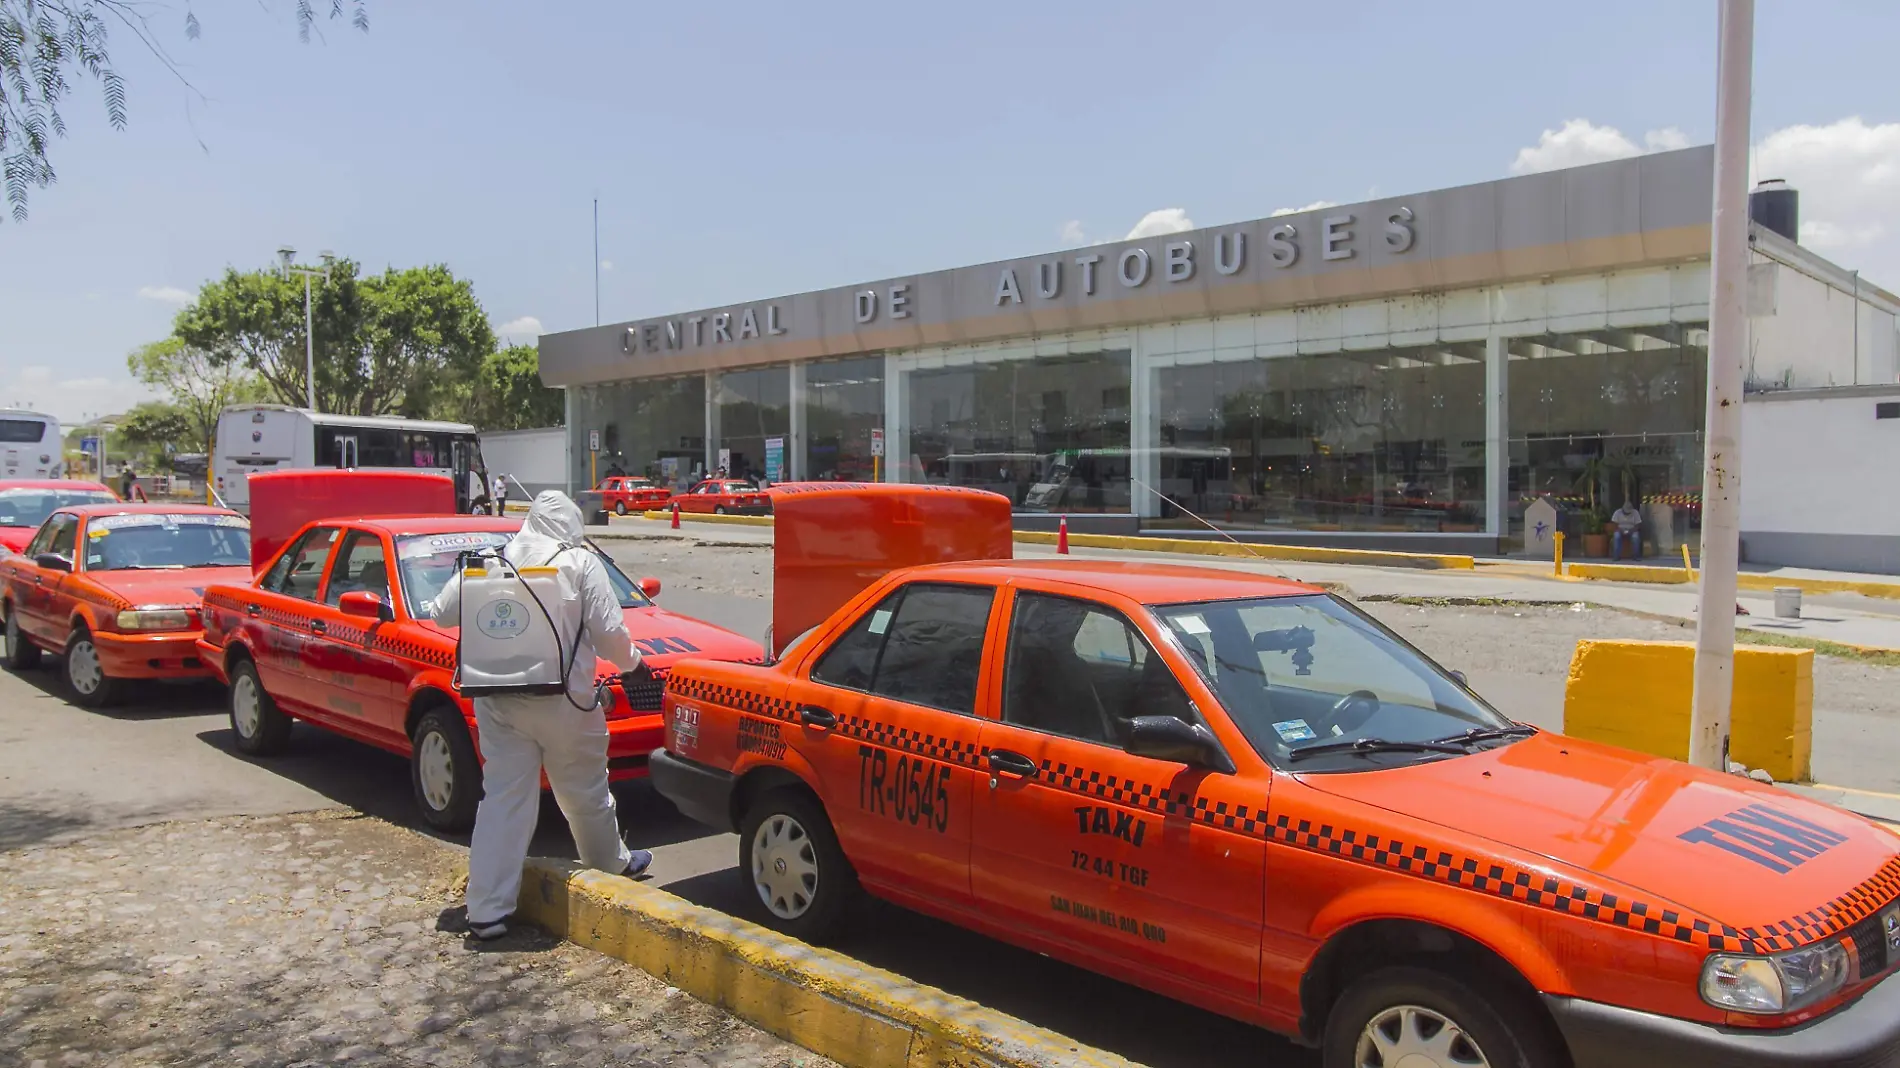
277, 248, 335, 412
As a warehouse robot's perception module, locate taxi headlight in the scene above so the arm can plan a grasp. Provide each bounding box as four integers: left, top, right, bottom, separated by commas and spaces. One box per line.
115, 608, 195, 631
1701, 939, 1852, 1014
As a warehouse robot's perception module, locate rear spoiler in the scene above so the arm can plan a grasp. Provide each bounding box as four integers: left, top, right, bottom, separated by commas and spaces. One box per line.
768, 482, 1012, 659
248, 470, 457, 576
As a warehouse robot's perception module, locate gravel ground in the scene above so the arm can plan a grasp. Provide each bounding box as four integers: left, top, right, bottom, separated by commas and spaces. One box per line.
0, 810, 833, 1068
622, 542, 770, 600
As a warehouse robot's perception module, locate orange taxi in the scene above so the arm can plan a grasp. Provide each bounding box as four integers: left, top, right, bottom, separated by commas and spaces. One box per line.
196, 474, 765, 832
0, 479, 119, 555
0, 503, 251, 705
598, 475, 672, 516
651, 483, 1900, 1068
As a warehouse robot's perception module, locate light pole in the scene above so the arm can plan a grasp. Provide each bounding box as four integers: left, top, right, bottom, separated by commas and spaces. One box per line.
277, 248, 335, 411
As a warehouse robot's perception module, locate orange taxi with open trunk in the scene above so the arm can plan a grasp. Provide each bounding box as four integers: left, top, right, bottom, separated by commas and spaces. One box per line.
0, 502, 250, 705
650, 482, 1900, 1068
195, 469, 764, 831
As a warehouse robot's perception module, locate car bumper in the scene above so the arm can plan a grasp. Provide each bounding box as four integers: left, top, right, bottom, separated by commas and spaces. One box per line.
1547, 969, 1900, 1068
605, 712, 664, 782
93, 629, 212, 679
193, 638, 231, 683
649, 749, 736, 832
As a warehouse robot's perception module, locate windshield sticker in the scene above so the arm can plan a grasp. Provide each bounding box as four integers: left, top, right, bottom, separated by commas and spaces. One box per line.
868, 608, 893, 635
1172, 614, 1211, 635
86, 513, 248, 532
1272, 719, 1318, 742
1677, 804, 1849, 874
399, 532, 511, 560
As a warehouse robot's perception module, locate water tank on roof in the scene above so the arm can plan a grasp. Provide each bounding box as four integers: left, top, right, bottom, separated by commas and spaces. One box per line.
1750, 179, 1799, 243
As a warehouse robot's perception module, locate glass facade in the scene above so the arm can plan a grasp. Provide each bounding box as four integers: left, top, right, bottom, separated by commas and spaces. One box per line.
713, 366, 791, 483
902, 350, 1132, 513
805, 356, 885, 481
1507, 323, 1708, 553
1156, 343, 1488, 532
567, 374, 706, 492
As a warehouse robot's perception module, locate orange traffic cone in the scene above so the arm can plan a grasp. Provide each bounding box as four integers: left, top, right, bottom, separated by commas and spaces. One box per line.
1056, 515, 1070, 555
670, 502, 681, 529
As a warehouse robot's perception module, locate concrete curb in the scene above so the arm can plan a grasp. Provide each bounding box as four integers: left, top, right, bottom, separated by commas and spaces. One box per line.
1557, 561, 1900, 600
1012, 530, 1476, 570
514, 859, 1138, 1068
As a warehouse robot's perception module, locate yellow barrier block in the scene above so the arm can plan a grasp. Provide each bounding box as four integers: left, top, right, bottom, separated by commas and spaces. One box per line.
1565, 562, 1695, 585
636, 510, 776, 527
1013, 530, 1476, 570
1563, 639, 1813, 782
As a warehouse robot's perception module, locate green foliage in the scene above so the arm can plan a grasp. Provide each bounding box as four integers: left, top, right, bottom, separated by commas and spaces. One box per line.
116, 401, 193, 458
173, 259, 496, 419
127, 336, 264, 452
460, 344, 563, 431
0, 1, 367, 222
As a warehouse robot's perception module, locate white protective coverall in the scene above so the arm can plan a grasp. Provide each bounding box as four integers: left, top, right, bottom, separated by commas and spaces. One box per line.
430, 491, 642, 926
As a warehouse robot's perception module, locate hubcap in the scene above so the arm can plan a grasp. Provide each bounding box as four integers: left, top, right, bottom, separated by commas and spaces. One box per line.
751, 813, 819, 919
232, 673, 262, 738
68, 638, 102, 694
1357, 1005, 1491, 1068
417, 730, 456, 812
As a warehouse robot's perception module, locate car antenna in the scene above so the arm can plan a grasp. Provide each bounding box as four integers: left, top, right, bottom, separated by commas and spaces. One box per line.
1126, 473, 1293, 579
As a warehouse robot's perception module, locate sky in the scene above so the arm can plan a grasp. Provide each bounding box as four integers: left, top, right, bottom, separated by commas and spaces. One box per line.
3, 0, 1899, 425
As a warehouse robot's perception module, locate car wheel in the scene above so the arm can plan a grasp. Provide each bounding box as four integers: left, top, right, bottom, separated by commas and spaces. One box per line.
737, 789, 857, 942
3, 608, 41, 670
613, 501, 628, 516
715, 505, 728, 515
411, 707, 481, 833
229, 656, 292, 755
1323, 965, 1561, 1068
63, 626, 123, 708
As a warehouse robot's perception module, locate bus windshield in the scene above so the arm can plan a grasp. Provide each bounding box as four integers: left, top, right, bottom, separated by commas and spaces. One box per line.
0, 487, 117, 529
82, 514, 251, 571
0, 418, 51, 443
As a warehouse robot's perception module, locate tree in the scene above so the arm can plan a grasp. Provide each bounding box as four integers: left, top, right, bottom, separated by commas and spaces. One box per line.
462, 344, 563, 431
173, 258, 496, 418
116, 400, 193, 461
127, 336, 264, 453
0, 1, 367, 222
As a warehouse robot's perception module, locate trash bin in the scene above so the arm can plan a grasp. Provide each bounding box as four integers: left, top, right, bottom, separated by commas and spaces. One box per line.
1773, 587, 1802, 619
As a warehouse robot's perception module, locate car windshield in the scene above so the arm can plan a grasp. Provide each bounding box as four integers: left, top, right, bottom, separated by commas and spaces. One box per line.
82, 513, 250, 571
1151, 593, 1516, 771
0, 487, 116, 528
395, 531, 653, 619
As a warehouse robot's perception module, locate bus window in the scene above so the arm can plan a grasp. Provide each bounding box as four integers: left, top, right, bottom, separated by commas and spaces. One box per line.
0, 418, 48, 443
360, 429, 402, 468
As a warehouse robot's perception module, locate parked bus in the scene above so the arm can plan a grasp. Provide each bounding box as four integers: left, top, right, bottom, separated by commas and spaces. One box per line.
213, 405, 492, 514
0, 409, 63, 480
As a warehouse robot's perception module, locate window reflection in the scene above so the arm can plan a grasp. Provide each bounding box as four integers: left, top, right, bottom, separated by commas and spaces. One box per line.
805, 357, 885, 481
904, 350, 1132, 513
569, 375, 707, 491
715, 366, 791, 484
1156, 344, 1487, 532
1506, 323, 1707, 554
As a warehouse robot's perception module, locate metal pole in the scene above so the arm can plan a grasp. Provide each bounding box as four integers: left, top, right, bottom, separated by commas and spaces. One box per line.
304, 272, 317, 411
593, 197, 601, 327
1688, 0, 1754, 772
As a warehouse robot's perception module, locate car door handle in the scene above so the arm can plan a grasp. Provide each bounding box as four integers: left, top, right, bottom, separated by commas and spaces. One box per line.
797, 705, 835, 729
986, 749, 1038, 779
310, 619, 326, 635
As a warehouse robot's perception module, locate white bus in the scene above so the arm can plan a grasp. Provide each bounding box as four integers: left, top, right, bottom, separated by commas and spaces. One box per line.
213, 405, 493, 514
0, 409, 63, 479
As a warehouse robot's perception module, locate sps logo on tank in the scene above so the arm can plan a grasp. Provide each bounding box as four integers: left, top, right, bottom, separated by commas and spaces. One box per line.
475, 599, 530, 639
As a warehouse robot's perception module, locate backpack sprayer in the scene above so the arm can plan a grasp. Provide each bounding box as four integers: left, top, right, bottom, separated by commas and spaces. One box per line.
452, 545, 651, 711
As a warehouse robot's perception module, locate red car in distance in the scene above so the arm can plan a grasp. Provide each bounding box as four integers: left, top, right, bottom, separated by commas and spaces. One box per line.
598, 476, 672, 516
670, 479, 771, 516
0, 480, 119, 555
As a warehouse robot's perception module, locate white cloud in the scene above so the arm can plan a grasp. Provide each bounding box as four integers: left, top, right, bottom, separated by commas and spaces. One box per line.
495, 315, 545, 343
1754, 117, 1900, 269
1509, 119, 1691, 175
136, 285, 194, 306
1125, 208, 1194, 240
599, 259, 614, 271
1059, 219, 1089, 247
1270, 199, 1339, 218
2, 366, 158, 424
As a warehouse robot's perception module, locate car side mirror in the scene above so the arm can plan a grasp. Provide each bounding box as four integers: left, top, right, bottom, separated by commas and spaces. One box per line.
1451, 670, 1468, 687
639, 576, 661, 599
1125, 715, 1233, 773
339, 590, 394, 623
35, 552, 71, 573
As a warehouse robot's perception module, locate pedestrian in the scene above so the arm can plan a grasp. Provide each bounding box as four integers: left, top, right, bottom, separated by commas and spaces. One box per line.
429, 491, 653, 941
119, 463, 137, 500
1610, 498, 1644, 560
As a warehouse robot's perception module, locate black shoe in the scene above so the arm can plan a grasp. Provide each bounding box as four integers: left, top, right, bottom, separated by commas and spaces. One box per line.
622, 849, 653, 879
466, 912, 512, 941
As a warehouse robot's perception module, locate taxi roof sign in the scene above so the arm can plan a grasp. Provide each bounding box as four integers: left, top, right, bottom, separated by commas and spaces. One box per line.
247, 469, 457, 576
768, 482, 1012, 658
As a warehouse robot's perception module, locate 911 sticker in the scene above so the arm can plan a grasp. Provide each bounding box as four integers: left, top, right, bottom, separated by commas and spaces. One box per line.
671, 703, 700, 754
857, 744, 950, 833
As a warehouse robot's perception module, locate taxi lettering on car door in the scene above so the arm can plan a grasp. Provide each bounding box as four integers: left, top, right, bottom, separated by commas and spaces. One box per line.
778, 581, 997, 906
970, 585, 1267, 1006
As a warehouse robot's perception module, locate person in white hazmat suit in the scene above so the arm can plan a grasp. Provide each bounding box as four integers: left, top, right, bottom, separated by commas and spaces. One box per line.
429, 491, 653, 940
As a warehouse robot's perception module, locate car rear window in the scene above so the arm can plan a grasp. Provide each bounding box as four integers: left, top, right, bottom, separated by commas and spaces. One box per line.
0, 487, 116, 528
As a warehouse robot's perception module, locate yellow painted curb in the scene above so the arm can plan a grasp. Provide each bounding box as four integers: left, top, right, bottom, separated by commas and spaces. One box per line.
513, 859, 1137, 1068
1565, 562, 1695, 584
1559, 562, 1900, 600
1012, 530, 1475, 570
636, 510, 776, 527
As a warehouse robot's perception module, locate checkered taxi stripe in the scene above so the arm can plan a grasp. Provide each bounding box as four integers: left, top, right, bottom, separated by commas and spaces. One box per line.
666, 671, 1900, 955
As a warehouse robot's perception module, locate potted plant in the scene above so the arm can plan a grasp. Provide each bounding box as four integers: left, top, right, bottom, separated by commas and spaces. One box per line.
1573, 456, 1613, 557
